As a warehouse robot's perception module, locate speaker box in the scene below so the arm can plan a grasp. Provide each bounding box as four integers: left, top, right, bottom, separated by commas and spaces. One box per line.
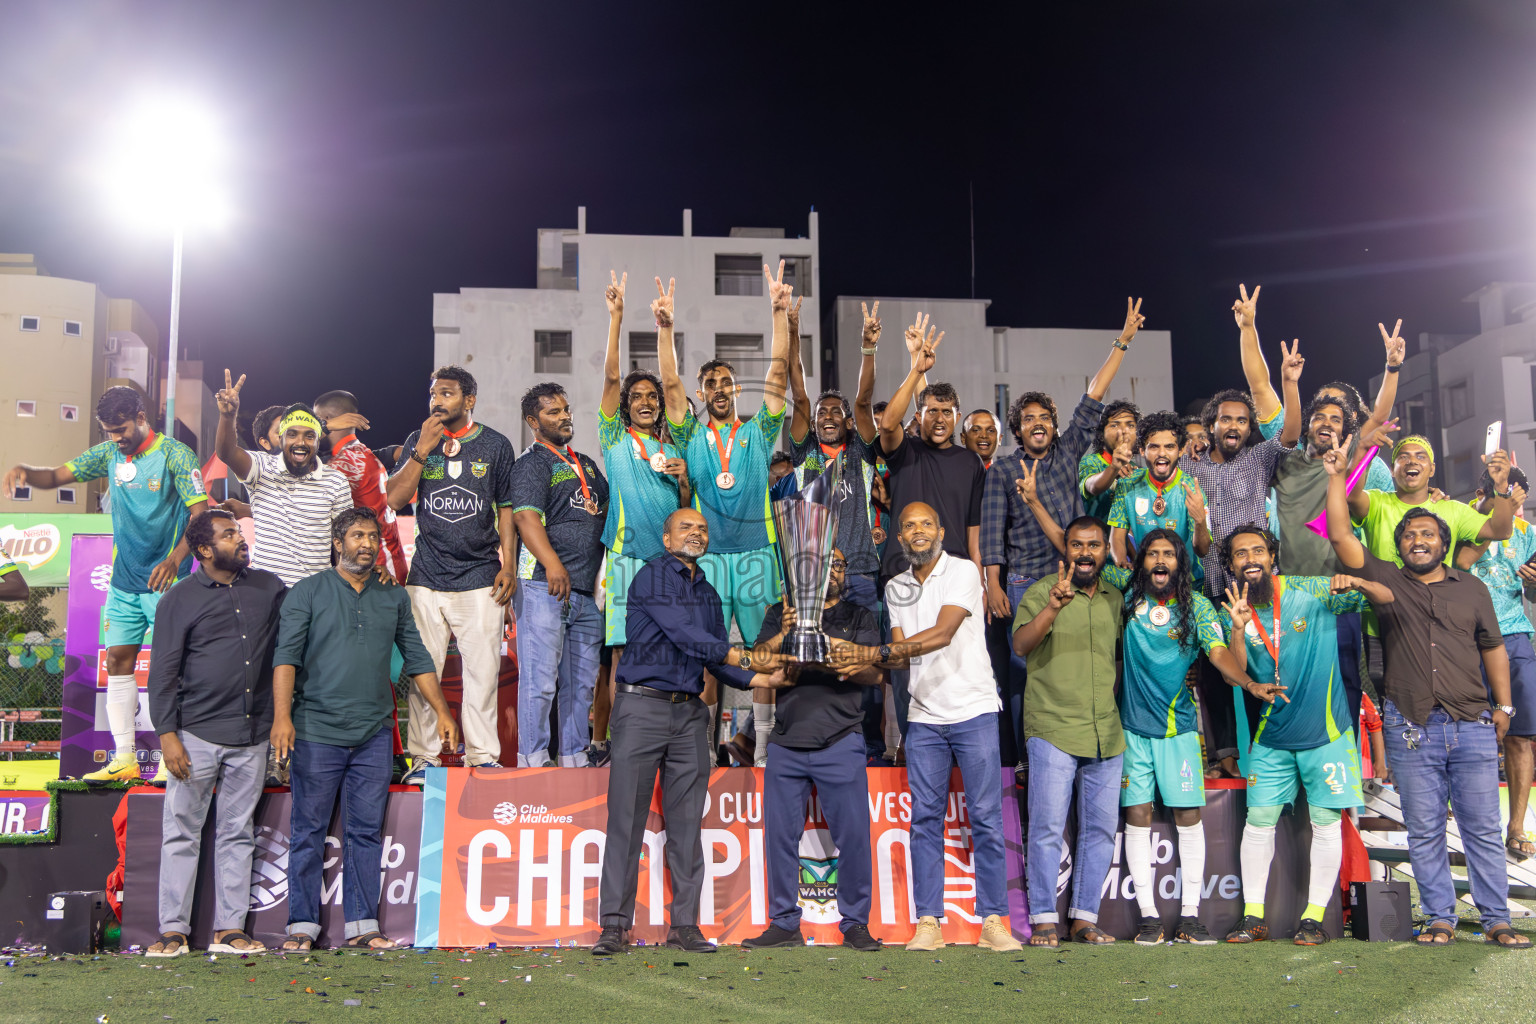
39, 890, 111, 954
1348, 881, 1413, 941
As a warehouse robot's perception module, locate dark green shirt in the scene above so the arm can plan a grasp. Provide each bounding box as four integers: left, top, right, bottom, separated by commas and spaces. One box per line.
274, 569, 436, 747
1014, 572, 1125, 758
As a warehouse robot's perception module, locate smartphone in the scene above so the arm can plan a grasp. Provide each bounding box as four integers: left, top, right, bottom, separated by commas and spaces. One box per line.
1486, 420, 1503, 458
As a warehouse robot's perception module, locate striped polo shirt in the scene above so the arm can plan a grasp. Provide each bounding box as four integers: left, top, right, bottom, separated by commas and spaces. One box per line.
241, 450, 354, 587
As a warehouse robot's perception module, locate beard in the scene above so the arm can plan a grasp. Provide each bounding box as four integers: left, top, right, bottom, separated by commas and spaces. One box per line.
1242, 568, 1275, 606
1402, 551, 1442, 576
824, 576, 843, 601
669, 539, 707, 559
340, 551, 377, 575
899, 538, 939, 567
211, 547, 249, 573
284, 452, 317, 477
1070, 558, 1102, 586
1144, 572, 1175, 599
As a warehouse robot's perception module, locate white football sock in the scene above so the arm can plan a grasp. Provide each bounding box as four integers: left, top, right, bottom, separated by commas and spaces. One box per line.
105, 673, 139, 758
1308, 819, 1343, 912
1123, 824, 1157, 916
752, 701, 774, 767
1239, 823, 1276, 908
1177, 822, 1206, 916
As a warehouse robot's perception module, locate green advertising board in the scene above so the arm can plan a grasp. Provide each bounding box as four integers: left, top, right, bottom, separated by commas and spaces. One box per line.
0, 514, 113, 587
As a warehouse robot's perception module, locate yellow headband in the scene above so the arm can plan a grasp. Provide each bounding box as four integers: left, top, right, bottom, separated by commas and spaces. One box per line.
279, 410, 323, 436
1392, 435, 1435, 463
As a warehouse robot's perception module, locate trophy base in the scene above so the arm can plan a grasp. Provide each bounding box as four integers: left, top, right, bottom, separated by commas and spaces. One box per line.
780, 628, 830, 664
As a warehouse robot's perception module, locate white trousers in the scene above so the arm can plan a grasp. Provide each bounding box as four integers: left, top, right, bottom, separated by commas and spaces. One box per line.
406, 585, 504, 765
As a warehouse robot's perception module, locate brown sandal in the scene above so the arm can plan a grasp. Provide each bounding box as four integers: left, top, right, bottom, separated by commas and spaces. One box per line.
1507, 829, 1535, 860
343, 930, 399, 950
146, 932, 189, 958
1416, 921, 1455, 946
1028, 923, 1059, 947
1484, 923, 1532, 948
280, 933, 313, 952
1071, 922, 1116, 944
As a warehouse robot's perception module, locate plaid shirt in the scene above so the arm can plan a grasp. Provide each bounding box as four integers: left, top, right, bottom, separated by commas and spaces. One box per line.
981, 394, 1104, 580
1182, 433, 1291, 599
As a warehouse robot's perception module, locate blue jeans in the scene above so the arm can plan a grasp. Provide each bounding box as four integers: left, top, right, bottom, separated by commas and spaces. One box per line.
515, 581, 604, 767
905, 713, 1008, 919
1025, 735, 1123, 924
764, 732, 872, 931
1003, 576, 1034, 762
1483, 633, 1536, 738
287, 727, 392, 940
1380, 698, 1509, 926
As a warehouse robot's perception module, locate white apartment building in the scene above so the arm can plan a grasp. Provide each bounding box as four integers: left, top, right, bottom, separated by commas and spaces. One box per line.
433, 208, 821, 450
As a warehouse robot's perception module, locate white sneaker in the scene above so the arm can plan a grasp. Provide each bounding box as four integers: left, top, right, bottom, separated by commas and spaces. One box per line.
905, 915, 946, 951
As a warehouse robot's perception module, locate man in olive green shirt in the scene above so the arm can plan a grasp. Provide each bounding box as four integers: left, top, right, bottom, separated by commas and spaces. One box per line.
1013, 515, 1125, 946
272, 507, 457, 951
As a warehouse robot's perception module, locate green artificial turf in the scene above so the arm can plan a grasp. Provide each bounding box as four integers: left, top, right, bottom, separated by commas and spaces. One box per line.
3, 918, 1534, 1024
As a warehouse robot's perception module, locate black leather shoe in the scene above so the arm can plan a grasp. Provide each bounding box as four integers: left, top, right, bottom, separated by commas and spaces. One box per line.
665, 925, 717, 952
741, 923, 805, 948
591, 925, 627, 955
842, 923, 883, 951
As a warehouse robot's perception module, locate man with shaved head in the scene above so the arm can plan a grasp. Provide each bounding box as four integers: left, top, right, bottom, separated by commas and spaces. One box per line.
592, 507, 791, 956
835, 501, 1021, 952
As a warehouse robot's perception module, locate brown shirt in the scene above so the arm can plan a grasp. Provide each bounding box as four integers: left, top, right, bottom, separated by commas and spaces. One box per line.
1356, 551, 1503, 724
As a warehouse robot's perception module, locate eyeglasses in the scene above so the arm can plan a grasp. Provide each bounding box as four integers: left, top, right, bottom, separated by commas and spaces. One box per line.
829, 559, 847, 571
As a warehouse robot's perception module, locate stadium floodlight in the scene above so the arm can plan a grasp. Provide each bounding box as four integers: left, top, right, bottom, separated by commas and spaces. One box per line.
103, 96, 232, 435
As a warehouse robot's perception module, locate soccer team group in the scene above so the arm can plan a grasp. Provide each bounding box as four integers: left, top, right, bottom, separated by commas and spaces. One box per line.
2, 264, 1532, 955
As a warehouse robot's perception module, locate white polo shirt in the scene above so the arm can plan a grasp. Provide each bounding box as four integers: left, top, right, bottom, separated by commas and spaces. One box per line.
885, 551, 1001, 726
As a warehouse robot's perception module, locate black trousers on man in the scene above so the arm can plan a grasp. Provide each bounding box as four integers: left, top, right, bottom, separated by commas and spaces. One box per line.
598, 691, 711, 929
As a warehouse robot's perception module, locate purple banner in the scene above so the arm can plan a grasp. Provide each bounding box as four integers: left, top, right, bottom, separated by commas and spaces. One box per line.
0, 791, 51, 834
59, 533, 163, 780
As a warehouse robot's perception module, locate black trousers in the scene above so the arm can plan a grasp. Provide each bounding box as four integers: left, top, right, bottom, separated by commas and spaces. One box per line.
598, 692, 711, 928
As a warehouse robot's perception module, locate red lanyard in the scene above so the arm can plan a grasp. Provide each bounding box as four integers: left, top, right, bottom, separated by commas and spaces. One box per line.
1149, 466, 1180, 500
1254, 586, 1282, 679
819, 441, 845, 462
627, 428, 659, 459
538, 440, 594, 508
710, 421, 741, 475
443, 420, 474, 441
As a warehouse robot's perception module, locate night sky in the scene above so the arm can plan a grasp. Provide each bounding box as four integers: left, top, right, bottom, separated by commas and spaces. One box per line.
3, 0, 1534, 449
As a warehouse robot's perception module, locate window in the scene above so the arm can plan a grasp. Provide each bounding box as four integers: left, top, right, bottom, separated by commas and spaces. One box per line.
716, 334, 767, 394
781, 256, 812, 297
561, 242, 578, 281
15, 400, 36, 417
60, 404, 79, 422
19, 316, 39, 332
63, 320, 82, 337
1444, 380, 1471, 424
715, 333, 764, 354
628, 331, 684, 374
995, 384, 1011, 423
11, 486, 30, 502
715, 254, 763, 296
57, 487, 76, 505
534, 330, 573, 374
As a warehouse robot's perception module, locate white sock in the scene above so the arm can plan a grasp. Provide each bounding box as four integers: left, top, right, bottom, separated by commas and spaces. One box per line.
105, 674, 139, 757
1239, 823, 1276, 908
1308, 819, 1343, 912
1177, 823, 1205, 917
1123, 825, 1157, 916
752, 701, 774, 767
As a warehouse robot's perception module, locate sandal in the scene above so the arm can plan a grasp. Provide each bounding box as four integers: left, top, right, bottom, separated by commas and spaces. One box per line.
1416, 921, 1456, 946
1028, 923, 1059, 948
208, 930, 266, 954
146, 932, 189, 958
1508, 829, 1535, 861
1071, 922, 1116, 945
280, 934, 314, 952
343, 930, 399, 950
1484, 923, 1533, 949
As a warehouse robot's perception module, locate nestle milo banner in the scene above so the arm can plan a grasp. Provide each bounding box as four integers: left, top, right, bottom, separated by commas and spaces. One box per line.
0, 514, 113, 588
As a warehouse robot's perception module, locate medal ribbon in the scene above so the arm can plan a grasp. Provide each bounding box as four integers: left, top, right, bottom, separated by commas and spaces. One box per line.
1253, 586, 1282, 680
538, 440, 595, 509
128, 430, 158, 460
628, 427, 658, 461
442, 420, 475, 444
710, 420, 741, 477
1148, 466, 1181, 503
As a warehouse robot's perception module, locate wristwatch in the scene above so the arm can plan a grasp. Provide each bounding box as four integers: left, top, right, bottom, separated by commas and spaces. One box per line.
737, 648, 752, 672
878, 643, 892, 665
1496, 704, 1517, 718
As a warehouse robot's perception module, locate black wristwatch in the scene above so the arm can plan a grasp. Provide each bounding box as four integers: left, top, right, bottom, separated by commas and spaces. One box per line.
878, 643, 892, 665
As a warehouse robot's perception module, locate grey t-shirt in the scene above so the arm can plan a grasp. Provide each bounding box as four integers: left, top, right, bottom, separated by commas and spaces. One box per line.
403, 423, 517, 592
788, 428, 881, 578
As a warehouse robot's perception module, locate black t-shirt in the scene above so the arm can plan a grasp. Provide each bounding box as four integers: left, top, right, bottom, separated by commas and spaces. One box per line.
789, 429, 881, 578
755, 600, 880, 750
403, 423, 517, 592
878, 434, 984, 580
508, 442, 610, 594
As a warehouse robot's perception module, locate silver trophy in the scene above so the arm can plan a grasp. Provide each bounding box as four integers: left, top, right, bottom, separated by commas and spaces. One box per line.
771, 452, 843, 663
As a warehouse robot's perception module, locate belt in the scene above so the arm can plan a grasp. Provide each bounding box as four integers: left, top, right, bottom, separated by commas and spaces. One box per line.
617, 683, 698, 704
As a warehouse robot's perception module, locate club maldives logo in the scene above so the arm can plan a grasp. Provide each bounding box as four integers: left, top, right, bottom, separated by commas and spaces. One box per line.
424, 484, 481, 523
797, 828, 841, 924
0, 523, 62, 570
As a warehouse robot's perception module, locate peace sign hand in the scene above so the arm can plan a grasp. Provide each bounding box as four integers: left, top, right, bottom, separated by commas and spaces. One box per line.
787, 295, 805, 337
906, 314, 944, 373
1183, 477, 1207, 521
1222, 580, 1253, 632
1015, 459, 1040, 505
1379, 318, 1405, 367
1321, 433, 1353, 477
1278, 339, 1305, 384
1118, 297, 1145, 345
1232, 283, 1261, 329
217, 369, 245, 417
606, 270, 627, 318
1048, 560, 1075, 610
861, 301, 882, 348
651, 276, 676, 328
763, 260, 793, 313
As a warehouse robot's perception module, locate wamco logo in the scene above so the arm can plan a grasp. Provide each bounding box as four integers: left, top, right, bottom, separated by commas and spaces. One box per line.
425, 484, 481, 523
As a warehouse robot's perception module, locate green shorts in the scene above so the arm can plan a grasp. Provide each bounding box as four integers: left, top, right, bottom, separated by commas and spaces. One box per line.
603, 551, 646, 646
1246, 729, 1363, 810
1121, 730, 1206, 808
100, 586, 161, 648
698, 546, 781, 645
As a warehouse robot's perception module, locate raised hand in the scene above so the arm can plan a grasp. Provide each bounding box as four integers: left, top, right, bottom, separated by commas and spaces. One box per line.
1118, 296, 1145, 345
1321, 433, 1352, 477
1222, 580, 1253, 632
651, 276, 676, 328
1483, 448, 1511, 491
763, 260, 793, 313
1015, 458, 1040, 505
861, 300, 882, 348
325, 411, 370, 433
606, 270, 627, 319
416, 410, 448, 454
1512, 482, 1528, 509
1329, 574, 1364, 594
905, 314, 944, 374
1232, 283, 1261, 330
1365, 417, 1398, 451
787, 295, 805, 337
1048, 560, 1075, 610
1379, 318, 1405, 366
1112, 441, 1137, 479
1279, 338, 1305, 384
216, 369, 245, 417
1183, 477, 1207, 522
